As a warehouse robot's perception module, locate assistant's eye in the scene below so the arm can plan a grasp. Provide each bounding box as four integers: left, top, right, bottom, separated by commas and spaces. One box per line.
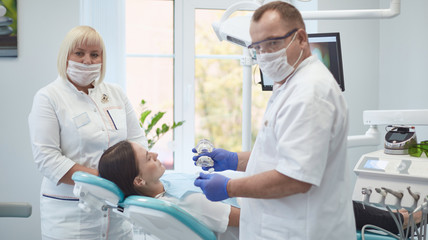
91, 53, 100, 58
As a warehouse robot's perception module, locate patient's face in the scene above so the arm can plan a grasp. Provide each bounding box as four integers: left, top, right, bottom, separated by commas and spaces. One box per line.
131, 142, 165, 184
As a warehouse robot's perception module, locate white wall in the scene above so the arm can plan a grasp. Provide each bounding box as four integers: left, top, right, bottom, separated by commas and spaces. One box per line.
0, 0, 79, 239
379, 0, 428, 139
317, 0, 382, 185
317, 0, 428, 185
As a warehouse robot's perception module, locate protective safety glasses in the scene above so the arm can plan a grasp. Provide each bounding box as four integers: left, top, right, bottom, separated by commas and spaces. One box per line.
247, 28, 298, 58
408, 141, 428, 157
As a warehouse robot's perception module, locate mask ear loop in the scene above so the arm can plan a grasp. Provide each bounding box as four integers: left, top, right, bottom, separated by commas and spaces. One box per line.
252, 64, 260, 86
292, 49, 304, 68
288, 31, 303, 68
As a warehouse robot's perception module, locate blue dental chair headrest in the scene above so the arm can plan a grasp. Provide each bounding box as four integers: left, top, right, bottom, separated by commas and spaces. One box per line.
72, 171, 125, 204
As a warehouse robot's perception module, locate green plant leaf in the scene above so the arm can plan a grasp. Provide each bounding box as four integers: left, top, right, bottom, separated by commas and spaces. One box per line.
161, 123, 169, 133
139, 99, 184, 150
140, 110, 151, 125
148, 139, 154, 150
147, 112, 165, 132
172, 121, 185, 129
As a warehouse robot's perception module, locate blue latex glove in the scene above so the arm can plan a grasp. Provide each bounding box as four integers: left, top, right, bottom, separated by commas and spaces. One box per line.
192, 148, 238, 171
194, 172, 230, 201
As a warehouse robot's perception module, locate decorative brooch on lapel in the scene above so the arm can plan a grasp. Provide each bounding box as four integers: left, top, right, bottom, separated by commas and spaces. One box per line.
101, 94, 109, 103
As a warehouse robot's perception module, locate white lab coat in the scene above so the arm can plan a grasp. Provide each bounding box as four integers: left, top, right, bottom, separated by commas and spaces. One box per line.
29, 76, 148, 240
240, 56, 356, 240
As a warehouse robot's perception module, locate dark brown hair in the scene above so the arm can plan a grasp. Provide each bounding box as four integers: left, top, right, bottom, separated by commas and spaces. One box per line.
98, 140, 139, 198
252, 1, 305, 30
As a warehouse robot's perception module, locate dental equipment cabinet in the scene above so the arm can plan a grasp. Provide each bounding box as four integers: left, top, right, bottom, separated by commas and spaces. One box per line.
351, 110, 428, 239
351, 110, 428, 209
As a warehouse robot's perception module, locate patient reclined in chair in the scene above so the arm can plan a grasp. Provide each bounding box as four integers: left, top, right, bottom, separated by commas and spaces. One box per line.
72, 171, 239, 240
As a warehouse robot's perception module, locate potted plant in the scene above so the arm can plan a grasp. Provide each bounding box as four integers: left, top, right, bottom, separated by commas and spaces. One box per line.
139, 99, 185, 149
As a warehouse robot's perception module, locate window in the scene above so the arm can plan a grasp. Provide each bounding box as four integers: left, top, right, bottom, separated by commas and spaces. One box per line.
81, 0, 318, 172
194, 9, 271, 152
126, 0, 175, 169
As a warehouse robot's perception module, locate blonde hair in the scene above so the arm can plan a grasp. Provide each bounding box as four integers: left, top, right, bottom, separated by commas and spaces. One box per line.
57, 25, 106, 83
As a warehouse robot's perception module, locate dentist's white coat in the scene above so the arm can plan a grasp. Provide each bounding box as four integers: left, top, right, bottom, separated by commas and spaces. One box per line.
240, 56, 356, 240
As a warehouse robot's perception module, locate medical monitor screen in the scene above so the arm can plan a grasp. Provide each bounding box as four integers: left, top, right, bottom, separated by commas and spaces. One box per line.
363, 159, 388, 171
260, 32, 345, 92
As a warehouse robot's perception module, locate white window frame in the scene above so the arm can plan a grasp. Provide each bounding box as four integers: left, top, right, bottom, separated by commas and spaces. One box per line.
175, 0, 317, 173
176, 0, 261, 173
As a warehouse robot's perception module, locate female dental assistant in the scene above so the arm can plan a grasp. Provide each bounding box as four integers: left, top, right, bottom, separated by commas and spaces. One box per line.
28, 25, 147, 240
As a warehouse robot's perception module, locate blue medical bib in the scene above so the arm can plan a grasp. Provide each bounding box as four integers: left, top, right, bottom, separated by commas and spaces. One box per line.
160, 173, 239, 208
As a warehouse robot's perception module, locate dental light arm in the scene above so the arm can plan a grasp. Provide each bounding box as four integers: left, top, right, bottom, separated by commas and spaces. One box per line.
347, 125, 380, 148
348, 109, 428, 148
212, 1, 261, 47
213, 0, 401, 47
301, 0, 400, 20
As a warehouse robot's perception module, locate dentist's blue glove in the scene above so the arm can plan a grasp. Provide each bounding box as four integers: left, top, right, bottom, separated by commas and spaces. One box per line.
192, 148, 238, 171
194, 172, 230, 201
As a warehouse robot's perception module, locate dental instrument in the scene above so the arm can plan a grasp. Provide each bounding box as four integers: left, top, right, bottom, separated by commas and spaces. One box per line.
194, 139, 215, 172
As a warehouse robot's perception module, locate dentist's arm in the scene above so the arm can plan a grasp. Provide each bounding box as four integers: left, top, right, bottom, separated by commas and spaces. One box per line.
236, 151, 251, 171
195, 170, 311, 201
227, 170, 312, 199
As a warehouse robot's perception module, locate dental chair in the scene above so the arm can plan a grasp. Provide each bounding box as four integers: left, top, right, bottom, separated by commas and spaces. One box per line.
0, 202, 32, 218
357, 229, 400, 240
72, 171, 217, 240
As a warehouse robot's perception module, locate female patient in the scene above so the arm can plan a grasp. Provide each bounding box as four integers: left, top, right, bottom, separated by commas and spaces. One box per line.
98, 140, 240, 237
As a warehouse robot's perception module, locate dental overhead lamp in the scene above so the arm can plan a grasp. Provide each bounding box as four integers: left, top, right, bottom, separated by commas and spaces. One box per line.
213, 0, 401, 151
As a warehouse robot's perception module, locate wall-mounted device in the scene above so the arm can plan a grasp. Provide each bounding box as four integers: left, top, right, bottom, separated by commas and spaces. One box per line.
384, 126, 417, 155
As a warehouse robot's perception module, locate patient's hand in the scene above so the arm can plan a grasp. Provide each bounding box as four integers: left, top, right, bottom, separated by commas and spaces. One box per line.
398, 208, 422, 229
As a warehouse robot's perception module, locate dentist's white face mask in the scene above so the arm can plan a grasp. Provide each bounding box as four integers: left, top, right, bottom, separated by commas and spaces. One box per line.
256, 32, 303, 83
66, 60, 102, 87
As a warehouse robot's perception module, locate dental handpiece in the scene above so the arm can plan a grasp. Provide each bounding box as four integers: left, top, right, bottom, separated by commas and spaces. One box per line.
376, 188, 387, 197
362, 188, 372, 196
382, 187, 404, 209
407, 187, 420, 211
375, 188, 388, 206
407, 186, 420, 202
382, 187, 404, 200
361, 188, 372, 209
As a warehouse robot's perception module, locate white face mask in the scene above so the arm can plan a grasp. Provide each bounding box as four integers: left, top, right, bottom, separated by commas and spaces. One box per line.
256, 33, 303, 83
66, 60, 102, 87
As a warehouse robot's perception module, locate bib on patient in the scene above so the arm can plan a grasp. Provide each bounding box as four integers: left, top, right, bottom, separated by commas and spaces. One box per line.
160, 173, 240, 208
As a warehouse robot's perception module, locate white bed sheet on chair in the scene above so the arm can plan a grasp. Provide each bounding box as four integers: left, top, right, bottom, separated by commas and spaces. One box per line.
218, 226, 239, 240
